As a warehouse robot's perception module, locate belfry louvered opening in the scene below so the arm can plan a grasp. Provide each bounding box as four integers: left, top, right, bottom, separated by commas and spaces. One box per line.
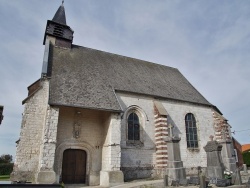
53, 25, 64, 37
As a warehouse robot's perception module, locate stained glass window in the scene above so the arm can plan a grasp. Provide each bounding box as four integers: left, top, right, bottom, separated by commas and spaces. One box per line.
128, 112, 140, 141
185, 113, 198, 148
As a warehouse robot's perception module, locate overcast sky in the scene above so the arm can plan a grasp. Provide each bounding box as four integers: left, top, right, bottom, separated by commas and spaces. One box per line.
0, 0, 249, 157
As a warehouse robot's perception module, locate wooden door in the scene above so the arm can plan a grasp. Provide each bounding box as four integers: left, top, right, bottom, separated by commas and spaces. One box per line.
62, 149, 87, 184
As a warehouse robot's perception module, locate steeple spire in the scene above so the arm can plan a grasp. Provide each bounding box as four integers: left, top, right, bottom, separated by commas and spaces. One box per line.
52, 2, 66, 25
43, 0, 74, 48
43, 2, 74, 47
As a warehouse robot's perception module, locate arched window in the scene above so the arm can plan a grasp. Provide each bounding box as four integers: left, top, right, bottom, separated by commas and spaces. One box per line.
128, 112, 140, 141
185, 113, 198, 148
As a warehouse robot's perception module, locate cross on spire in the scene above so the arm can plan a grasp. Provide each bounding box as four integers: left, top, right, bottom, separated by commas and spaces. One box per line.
62, 0, 64, 5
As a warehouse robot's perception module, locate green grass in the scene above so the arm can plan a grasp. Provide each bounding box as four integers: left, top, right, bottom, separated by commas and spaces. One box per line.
0, 175, 10, 181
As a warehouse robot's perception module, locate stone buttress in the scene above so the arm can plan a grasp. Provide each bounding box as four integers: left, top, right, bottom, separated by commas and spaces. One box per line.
11, 79, 59, 183
213, 111, 236, 172
154, 101, 168, 174
100, 113, 124, 187
37, 105, 59, 183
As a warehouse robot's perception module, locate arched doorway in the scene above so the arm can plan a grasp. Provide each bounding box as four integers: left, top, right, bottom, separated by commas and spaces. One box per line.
62, 149, 87, 184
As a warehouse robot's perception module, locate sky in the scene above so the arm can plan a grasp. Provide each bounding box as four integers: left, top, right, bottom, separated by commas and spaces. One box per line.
0, 0, 249, 158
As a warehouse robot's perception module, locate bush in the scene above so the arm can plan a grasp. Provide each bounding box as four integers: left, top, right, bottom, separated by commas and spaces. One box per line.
243, 152, 250, 167
0, 163, 13, 175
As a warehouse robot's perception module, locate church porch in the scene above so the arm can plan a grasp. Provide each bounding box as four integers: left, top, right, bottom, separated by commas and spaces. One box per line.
54, 106, 123, 186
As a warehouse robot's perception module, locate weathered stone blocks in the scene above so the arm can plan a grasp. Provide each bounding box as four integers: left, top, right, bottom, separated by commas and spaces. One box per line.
100, 171, 124, 187
11, 80, 50, 183
37, 171, 56, 184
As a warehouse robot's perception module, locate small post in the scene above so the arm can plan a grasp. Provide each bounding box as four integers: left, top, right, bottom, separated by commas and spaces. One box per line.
234, 168, 242, 185
243, 164, 248, 174
164, 175, 168, 187
199, 174, 206, 188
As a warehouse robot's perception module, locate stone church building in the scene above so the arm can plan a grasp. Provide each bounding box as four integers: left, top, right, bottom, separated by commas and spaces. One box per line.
11, 3, 236, 186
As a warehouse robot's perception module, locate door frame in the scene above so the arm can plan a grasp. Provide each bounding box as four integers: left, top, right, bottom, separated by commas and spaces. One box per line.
55, 141, 93, 185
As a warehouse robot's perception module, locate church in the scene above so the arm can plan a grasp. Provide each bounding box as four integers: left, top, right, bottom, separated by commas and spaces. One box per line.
11, 2, 236, 186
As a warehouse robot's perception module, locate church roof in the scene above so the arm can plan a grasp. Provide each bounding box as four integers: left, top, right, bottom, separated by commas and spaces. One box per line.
48, 45, 212, 112
52, 4, 66, 25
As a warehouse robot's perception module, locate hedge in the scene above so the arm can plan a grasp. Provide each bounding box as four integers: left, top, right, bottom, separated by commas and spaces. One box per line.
243, 152, 250, 167
0, 163, 13, 175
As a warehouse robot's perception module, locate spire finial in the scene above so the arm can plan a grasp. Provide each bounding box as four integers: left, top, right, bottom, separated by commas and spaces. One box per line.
62, 0, 64, 5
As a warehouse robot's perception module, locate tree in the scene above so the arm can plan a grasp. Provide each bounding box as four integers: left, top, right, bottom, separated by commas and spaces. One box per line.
0, 154, 12, 164
243, 152, 250, 167
0, 154, 13, 175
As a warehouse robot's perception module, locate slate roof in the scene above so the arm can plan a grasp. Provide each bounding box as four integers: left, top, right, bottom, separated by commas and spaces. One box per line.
49, 45, 212, 112
52, 4, 66, 25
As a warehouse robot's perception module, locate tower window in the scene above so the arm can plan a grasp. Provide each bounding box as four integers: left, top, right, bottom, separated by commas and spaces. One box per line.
185, 113, 198, 148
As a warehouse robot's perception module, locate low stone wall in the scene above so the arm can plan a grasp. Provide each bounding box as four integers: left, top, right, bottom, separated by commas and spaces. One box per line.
121, 166, 154, 181
186, 167, 206, 176
240, 170, 250, 184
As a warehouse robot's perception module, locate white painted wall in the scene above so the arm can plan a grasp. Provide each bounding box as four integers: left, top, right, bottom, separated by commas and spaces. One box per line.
116, 92, 215, 177
161, 100, 214, 169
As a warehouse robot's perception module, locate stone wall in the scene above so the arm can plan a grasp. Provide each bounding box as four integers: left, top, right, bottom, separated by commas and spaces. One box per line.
117, 93, 156, 181
213, 111, 231, 142
12, 83, 218, 183
36, 106, 59, 184
161, 100, 215, 171
212, 110, 236, 172
100, 113, 124, 187
11, 79, 50, 183
38, 107, 59, 171
154, 102, 168, 178
116, 92, 215, 178
54, 106, 111, 186
232, 137, 244, 167
101, 113, 122, 171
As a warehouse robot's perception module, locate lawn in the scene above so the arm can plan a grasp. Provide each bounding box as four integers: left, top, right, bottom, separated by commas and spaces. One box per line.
0, 175, 10, 181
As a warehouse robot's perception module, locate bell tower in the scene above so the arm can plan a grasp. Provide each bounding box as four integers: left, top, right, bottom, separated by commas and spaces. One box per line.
43, 1, 74, 48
